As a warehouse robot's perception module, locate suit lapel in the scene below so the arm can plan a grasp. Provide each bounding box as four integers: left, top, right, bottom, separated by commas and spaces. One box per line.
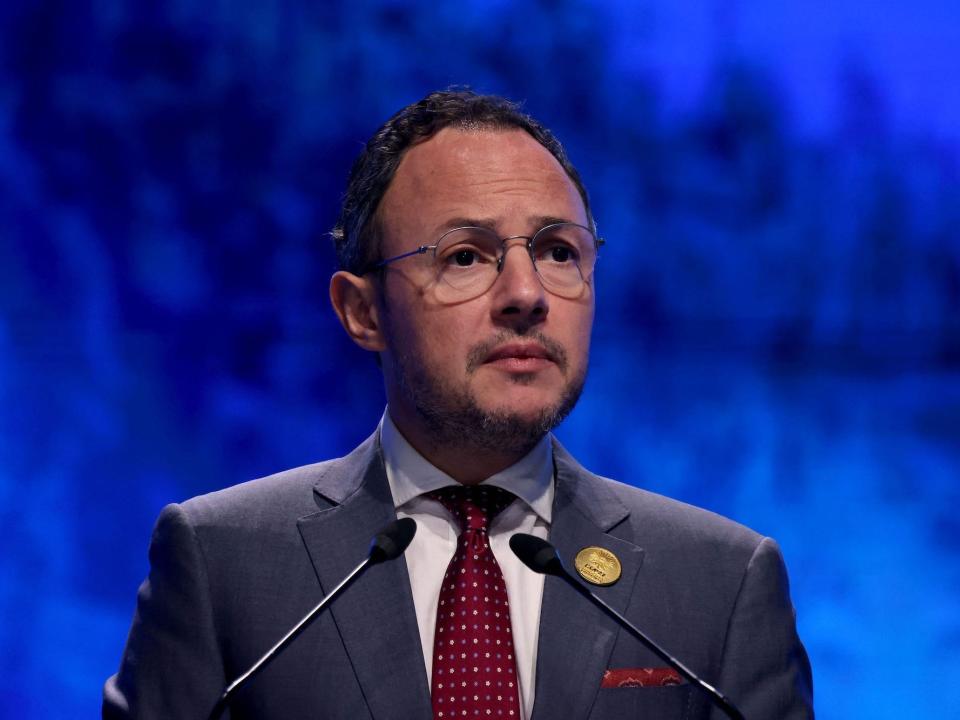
297, 434, 432, 720
530, 442, 645, 720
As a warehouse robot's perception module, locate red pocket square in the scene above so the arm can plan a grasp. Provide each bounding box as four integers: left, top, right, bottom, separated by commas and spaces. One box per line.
601, 668, 685, 688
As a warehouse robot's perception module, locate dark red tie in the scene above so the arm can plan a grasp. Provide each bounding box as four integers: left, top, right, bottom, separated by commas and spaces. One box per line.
428, 485, 521, 720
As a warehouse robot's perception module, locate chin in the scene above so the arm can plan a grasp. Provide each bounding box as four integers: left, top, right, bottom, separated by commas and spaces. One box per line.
477, 369, 559, 391
475, 397, 560, 423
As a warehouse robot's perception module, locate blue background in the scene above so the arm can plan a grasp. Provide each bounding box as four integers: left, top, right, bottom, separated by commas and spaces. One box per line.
1, 1, 958, 718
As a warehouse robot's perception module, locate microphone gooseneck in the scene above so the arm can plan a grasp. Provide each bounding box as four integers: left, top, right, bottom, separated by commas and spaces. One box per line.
509, 533, 746, 720
207, 517, 417, 720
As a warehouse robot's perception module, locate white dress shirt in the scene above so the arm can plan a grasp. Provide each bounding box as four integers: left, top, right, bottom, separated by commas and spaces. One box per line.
379, 409, 554, 720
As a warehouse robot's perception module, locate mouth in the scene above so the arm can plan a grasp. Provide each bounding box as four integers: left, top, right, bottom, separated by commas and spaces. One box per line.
482, 342, 556, 372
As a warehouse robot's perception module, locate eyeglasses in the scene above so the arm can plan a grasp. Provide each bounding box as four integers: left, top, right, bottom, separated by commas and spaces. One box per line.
367, 222, 604, 302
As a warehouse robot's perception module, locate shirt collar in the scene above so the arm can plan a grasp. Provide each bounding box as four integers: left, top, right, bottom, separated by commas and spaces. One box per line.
379, 407, 554, 524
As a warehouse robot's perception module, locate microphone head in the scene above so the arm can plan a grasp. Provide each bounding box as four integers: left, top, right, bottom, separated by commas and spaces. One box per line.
509, 534, 565, 576
369, 517, 417, 564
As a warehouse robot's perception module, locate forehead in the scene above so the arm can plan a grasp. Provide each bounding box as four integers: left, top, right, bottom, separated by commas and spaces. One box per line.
379, 127, 588, 236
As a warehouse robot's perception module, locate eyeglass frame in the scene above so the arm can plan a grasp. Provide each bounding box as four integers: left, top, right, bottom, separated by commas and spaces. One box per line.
362, 221, 605, 298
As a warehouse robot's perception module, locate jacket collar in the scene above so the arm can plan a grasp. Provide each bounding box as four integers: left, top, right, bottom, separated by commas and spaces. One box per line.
297, 431, 432, 720
299, 431, 644, 720
530, 438, 645, 720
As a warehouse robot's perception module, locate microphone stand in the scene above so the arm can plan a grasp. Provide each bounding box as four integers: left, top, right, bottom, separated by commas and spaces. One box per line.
206, 517, 417, 720
510, 534, 746, 720
562, 574, 745, 720
206, 559, 371, 720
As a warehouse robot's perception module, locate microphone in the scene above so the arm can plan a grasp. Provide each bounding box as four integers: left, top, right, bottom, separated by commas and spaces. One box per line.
207, 517, 417, 720
369, 516, 418, 563
509, 534, 746, 720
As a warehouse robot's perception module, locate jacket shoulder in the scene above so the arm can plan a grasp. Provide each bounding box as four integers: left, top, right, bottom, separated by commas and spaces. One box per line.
174, 431, 380, 531
603, 475, 765, 549
553, 437, 765, 555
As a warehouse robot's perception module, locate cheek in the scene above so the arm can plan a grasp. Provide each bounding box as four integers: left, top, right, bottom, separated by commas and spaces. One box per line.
560, 302, 594, 360
410, 312, 476, 369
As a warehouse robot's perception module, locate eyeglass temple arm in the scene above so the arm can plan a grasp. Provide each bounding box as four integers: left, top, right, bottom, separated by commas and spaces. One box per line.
372, 245, 434, 269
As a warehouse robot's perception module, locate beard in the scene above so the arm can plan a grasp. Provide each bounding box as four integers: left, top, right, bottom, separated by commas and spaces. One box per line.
391, 330, 587, 457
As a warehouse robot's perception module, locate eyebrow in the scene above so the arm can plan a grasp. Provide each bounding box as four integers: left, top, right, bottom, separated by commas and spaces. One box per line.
437, 215, 576, 235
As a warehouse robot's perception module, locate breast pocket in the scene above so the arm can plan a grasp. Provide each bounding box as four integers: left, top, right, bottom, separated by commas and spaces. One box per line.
589, 684, 694, 719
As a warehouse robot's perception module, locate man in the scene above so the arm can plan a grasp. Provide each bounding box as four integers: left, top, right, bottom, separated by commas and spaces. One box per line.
105, 90, 814, 719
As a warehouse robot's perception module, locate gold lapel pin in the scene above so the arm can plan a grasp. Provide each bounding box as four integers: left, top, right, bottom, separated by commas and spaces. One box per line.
574, 546, 622, 586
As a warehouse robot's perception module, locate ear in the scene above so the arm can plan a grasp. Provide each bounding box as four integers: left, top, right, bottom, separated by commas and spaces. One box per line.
329, 271, 386, 352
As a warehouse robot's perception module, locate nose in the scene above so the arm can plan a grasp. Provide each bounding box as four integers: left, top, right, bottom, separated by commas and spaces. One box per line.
490, 239, 548, 329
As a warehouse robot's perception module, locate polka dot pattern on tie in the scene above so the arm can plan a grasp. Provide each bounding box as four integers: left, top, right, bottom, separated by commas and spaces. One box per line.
428, 485, 521, 720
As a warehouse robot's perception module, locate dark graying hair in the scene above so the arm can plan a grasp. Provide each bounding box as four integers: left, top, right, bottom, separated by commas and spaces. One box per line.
331, 89, 594, 274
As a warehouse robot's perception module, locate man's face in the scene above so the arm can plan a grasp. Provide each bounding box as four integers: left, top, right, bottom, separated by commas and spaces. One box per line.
375, 127, 595, 453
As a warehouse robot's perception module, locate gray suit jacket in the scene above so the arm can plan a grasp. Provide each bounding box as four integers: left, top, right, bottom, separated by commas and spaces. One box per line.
104, 433, 813, 719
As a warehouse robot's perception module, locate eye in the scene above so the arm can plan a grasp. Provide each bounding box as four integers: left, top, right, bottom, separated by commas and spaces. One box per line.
538, 242, 580, 265
437, 233, 497, 268
451, 249, 479, 267
434, 227, 499, 276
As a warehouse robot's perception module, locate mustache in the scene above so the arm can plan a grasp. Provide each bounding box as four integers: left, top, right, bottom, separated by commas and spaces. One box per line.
465, 330, 569, 374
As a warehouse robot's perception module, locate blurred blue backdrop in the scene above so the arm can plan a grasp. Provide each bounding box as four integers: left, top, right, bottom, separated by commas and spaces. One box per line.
1, 1, 958, 718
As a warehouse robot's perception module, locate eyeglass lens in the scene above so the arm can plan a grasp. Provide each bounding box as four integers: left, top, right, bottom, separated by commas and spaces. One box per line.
432, 223, 597, 301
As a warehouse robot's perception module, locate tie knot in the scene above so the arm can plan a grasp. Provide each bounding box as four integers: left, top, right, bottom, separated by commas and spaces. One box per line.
429, 485, 515, 534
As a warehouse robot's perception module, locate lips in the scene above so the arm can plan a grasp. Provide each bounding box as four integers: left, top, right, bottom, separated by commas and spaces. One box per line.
466, 334, 568, 374
483, 343, 554, 365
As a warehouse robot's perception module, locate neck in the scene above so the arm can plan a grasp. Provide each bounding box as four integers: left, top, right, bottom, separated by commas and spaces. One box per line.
387, 406, 541, 485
